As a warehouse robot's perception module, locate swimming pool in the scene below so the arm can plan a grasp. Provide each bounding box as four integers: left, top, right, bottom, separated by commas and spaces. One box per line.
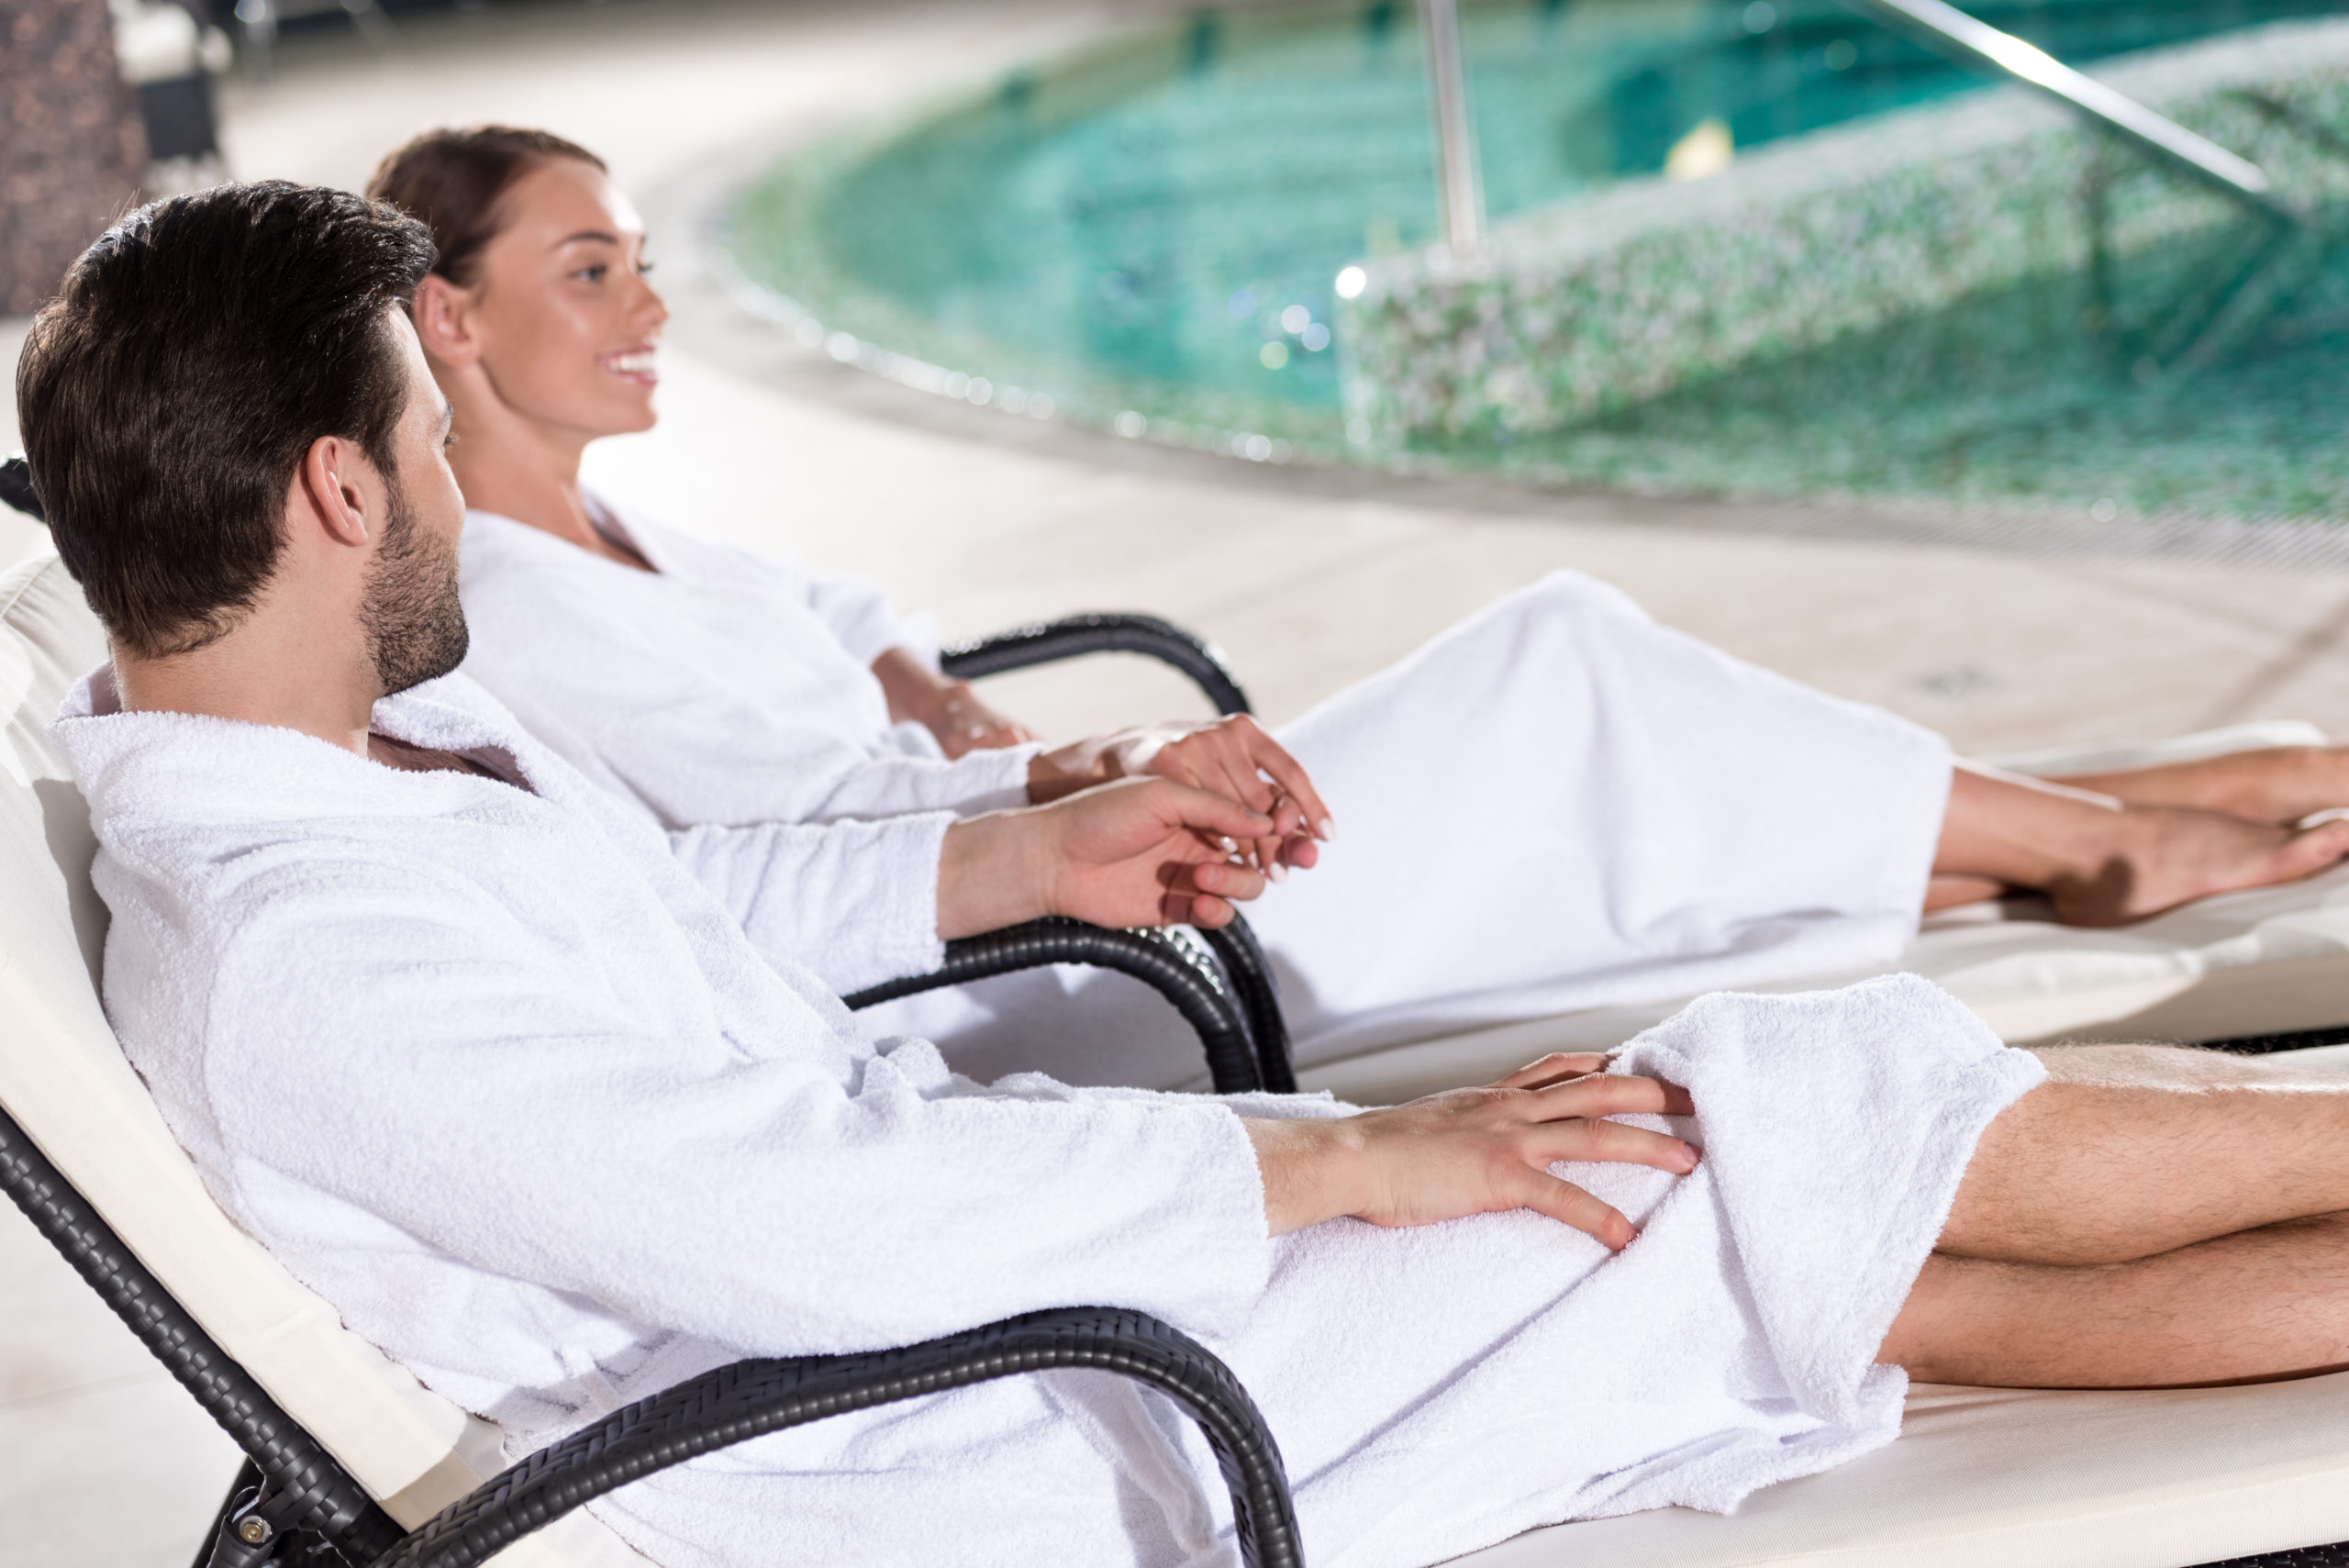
723, 0, 2349, 519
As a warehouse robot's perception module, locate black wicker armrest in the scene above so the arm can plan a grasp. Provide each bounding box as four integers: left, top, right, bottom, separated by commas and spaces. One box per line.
2, 454, 44, 521
0, 1106, 408, 1568
367, 1306, 1302, 1568
842, 916, 1271, 1094
1197, 915, 1296, 1095
940, 612, 1252, 717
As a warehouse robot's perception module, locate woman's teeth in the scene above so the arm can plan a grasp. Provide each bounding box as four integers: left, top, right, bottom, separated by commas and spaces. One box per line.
606, 350, 658, 376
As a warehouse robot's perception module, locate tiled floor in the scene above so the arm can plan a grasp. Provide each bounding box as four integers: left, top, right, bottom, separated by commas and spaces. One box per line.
15, 0, 2349, 1560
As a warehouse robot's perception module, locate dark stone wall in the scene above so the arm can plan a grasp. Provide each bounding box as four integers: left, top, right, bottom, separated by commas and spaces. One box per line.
2, 0, 148, 317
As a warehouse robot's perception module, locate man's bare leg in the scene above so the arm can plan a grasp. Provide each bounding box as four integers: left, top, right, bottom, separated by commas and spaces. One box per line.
1884, 1215, 2349, 1386
1881, 1044, 2349, 1386
1929, 765, 2349, 925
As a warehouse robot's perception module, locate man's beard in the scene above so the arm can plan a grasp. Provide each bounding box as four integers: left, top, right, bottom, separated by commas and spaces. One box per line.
361, 473, 470, 695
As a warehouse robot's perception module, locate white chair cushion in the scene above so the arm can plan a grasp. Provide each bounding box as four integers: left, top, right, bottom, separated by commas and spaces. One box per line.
1462, 1366, 2349, 1566
0, 552, 645, 1566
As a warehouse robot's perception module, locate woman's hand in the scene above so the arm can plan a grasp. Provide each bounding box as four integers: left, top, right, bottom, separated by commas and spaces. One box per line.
872, 648, 1037, 757
936, 778, 1279, 938
1244, 1056, 1698, 1250
928, 681, 1036, 757
1030, 715, 1331, 873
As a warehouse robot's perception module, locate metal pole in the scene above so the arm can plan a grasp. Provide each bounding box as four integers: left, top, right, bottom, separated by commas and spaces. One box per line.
1419, 0, 1486, 252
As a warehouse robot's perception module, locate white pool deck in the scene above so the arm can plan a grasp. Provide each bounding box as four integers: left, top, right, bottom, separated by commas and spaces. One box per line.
15, 0, 2349, 1559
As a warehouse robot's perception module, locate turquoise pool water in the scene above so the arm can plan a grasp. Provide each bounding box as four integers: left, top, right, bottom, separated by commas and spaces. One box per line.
727, 0, 2349, 517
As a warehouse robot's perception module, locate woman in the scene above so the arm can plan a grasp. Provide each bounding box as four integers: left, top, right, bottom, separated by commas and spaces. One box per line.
372, 125, 2349, 1088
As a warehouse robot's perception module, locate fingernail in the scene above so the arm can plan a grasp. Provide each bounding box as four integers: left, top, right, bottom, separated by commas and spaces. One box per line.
1268, 862, 1286, 883
1318, 817, 1335, 841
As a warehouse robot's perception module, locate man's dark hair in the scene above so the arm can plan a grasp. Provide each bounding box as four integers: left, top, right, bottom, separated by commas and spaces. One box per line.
16, 181, 435, 658
367, 126, 606, 286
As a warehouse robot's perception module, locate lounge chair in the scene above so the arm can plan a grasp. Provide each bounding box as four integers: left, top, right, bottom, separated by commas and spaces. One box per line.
0, 548, 1299, 1568
9, 513, 2349, 1566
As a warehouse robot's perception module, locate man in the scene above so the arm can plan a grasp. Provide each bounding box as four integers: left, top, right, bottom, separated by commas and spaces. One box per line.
24, 183, 2349, 1568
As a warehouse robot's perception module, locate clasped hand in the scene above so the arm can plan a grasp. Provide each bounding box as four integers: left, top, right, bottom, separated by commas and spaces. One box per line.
938, 715, 1335, 939
1030, 714, 1330, 875
938, 776, 1291, 938
1245, 1054, 1699, 1251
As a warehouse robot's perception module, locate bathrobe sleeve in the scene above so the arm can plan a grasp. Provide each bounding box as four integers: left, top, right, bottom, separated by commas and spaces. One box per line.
462, 570, 1038, 828
803, 568, 918, 669
190, 854, 1275, 1357
667, 812, 952, 995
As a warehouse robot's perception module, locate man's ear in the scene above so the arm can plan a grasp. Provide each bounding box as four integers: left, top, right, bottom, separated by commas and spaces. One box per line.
290, 434, 377, 550
411, 275, 481, 371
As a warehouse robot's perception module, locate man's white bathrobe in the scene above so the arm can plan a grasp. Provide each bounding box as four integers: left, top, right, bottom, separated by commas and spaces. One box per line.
460, 502, 1956, 1086
60, 668, 2040, 1568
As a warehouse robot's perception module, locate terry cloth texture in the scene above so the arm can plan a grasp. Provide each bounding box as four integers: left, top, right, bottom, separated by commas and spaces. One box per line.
453, 518, 1953, 1086
889, 571, 1954, 1083
58, 665, 2035, 1568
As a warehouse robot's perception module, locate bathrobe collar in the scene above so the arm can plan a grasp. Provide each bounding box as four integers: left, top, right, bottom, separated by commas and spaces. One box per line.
54, 667, 583, 836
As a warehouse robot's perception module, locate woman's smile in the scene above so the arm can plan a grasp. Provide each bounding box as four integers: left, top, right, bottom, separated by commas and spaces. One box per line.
599, 345, 660, 387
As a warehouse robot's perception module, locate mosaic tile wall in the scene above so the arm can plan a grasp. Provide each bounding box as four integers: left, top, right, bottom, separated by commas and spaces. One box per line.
1338, 20, 2349, 448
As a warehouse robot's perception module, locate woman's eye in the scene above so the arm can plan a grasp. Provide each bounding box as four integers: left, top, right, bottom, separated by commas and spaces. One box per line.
637, 258, 657, 276
573, 264, 607, 284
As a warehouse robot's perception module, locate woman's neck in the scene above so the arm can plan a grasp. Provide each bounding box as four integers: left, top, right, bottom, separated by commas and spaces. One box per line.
443, 397, 646, 570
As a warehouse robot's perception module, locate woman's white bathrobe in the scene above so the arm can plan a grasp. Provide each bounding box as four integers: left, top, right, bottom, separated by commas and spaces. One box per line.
459, 503, 1956, 1087
58, 668, 2042, 1568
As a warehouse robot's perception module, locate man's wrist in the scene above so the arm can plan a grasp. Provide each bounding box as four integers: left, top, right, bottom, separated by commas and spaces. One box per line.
936, 809, 1053, 938
1244, 1115, 1367, 1236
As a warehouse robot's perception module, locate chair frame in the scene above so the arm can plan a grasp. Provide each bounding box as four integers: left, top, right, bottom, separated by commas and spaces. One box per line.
844, 913, 1297, 1095
0, 1096, 1303, 1568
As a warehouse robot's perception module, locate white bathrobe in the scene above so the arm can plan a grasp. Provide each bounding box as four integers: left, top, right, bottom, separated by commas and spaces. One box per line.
460, 501, 1955, 1087
59, 668, 2041, 1568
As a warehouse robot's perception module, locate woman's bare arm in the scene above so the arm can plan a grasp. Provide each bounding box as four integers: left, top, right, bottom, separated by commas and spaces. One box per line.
872, 647, 1037, 756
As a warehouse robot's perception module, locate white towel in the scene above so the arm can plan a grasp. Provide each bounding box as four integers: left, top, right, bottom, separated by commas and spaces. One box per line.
59, 668, 2037, 1567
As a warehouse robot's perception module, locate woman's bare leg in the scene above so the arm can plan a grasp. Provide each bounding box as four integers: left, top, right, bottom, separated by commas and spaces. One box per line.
1881, 1044, 2349, 1386
2056, 745, 2349, 827
1932, 764, 2349, 925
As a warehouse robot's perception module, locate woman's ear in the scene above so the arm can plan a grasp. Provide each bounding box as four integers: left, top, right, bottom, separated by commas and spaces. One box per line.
412, 275, 481, 370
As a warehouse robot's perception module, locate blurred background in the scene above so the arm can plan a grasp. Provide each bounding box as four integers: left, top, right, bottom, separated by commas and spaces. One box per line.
13, 0, 2349, 1557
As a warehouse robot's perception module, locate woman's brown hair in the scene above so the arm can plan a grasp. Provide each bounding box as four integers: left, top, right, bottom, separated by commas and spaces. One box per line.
365, 125, 605, 285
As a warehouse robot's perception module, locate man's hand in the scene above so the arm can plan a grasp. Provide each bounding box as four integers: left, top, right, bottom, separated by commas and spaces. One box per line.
1029, 715, 1331, 873
873, 648, 1037, 757
937, 778, 1280, 939
1244, 1055, 1698, 1250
